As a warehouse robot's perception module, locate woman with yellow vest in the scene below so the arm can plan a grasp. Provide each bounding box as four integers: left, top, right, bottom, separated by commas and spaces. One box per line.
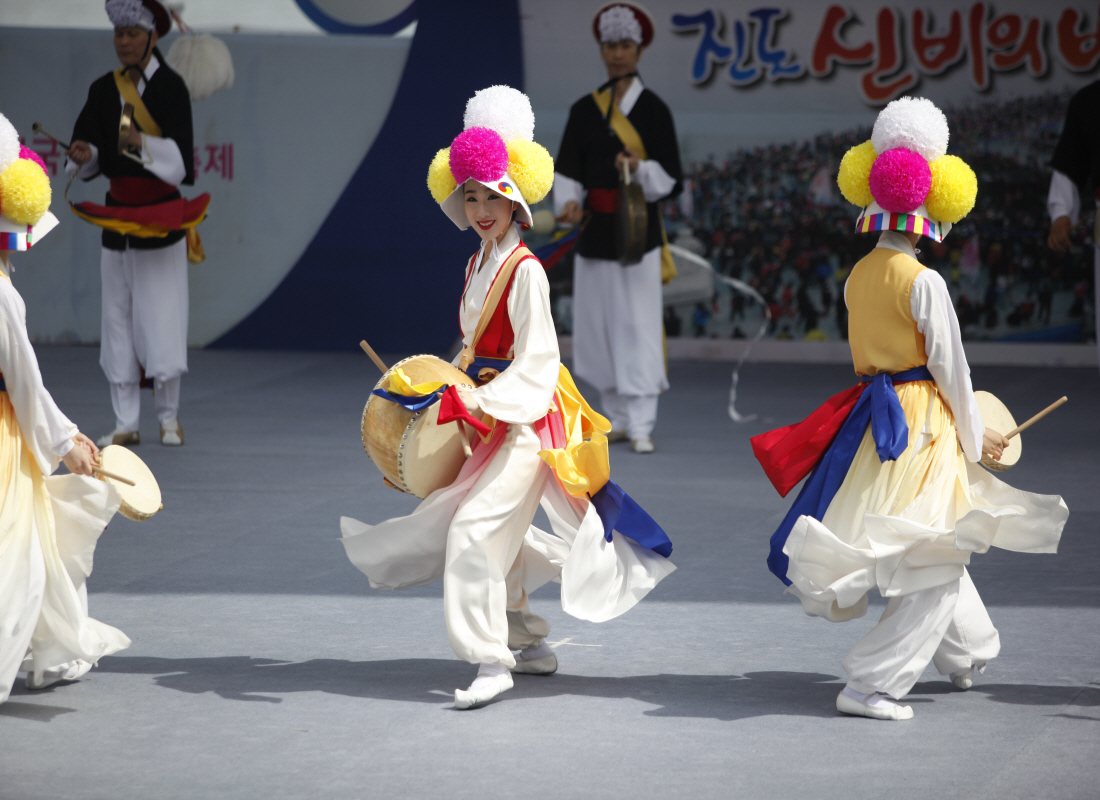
752, 98, 1068, 720
340, 87, 674, 710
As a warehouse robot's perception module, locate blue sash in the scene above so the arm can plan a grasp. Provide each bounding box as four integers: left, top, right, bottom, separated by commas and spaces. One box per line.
767, 365, 934, 583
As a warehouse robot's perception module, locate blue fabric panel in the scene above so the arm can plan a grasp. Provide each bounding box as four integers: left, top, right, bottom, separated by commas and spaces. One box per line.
370, 387, 444, 412
591, 479, 673, 558
465, 356, 512, 383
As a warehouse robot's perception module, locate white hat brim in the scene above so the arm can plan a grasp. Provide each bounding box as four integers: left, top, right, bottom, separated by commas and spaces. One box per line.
0, 210, 58, 250
440, 175, 533, 230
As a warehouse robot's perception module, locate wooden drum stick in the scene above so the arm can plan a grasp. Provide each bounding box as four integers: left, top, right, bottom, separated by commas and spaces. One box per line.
93, 466, 136, 486
1006, 396, 1068, 440
359, 340, 389, 374
456, 421, 473, 459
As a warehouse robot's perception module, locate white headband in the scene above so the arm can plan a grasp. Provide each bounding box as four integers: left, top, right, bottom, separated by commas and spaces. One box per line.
598, 5, 643, 44
106, 0, 156, 32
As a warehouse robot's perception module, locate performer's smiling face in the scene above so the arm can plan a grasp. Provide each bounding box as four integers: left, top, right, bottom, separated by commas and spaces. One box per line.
601, 40, 642, 78
114, 26, 157, 67
463, 181, 516, 243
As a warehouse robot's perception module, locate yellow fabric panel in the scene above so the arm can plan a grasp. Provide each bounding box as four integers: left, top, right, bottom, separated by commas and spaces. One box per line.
538, 365, 612, 498
847, 247, 928, 377
821, 381, 973, 547
112, 70, 163, 137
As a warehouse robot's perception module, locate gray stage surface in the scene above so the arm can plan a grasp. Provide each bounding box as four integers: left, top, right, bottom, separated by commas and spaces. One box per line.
3, 346, 1097, 800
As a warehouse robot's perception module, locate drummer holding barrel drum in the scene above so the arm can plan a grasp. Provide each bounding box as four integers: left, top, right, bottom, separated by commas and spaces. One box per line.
342, 86, 676, 710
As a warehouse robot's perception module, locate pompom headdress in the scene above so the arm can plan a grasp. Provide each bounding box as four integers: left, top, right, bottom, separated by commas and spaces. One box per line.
427, 86, 555, 231
0, 114, 58, 251
836, 96, 976, 243
592, 3, 655, 47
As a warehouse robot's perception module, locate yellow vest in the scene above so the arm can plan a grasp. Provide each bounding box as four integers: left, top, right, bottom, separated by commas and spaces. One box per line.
847, 247, 927, 377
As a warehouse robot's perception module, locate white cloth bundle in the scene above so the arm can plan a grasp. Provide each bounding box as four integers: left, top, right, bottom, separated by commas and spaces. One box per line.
166, 34, 234, 101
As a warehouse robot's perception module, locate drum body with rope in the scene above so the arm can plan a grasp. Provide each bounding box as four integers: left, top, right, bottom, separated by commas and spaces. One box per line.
361, 355, 478, 499
97, 445, 163, 520
974, 390, 1021, 471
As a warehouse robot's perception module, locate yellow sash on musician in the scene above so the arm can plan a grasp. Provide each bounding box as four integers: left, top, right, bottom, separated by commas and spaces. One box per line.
113, 70, 163, 137
592, 88, 678, 285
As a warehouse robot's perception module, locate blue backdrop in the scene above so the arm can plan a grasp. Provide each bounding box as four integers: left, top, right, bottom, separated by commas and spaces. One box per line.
213, 0, 524, 353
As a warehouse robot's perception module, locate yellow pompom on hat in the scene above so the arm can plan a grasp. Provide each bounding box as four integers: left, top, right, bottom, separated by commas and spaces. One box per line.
426, 85, 555, 231
836, 97, 977, 242
0, 113, 59, 251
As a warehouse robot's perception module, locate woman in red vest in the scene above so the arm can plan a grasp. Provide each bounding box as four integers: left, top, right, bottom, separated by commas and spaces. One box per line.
340, 87, 674, 710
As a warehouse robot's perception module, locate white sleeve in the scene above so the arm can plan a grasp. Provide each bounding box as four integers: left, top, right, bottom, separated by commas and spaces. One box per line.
1048, 169, 1080, 223
633, 158, 677, 203
0, 282, 77, 475
553, 172, 585, 217
471, 260, 560, 424
65, 143, 101, 181
138, 133, 187, 187
911, 270, 983, 462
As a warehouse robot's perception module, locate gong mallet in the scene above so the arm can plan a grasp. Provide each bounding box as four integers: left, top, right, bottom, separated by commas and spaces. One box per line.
359, 340, 472, 458
31, 122, 70, 150
1005, 396, 1068, 440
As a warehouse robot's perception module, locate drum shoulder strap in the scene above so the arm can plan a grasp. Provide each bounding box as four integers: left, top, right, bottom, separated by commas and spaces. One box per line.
459, 245, 535, 370
113, 70, 164, 137
591, 89, 647, 160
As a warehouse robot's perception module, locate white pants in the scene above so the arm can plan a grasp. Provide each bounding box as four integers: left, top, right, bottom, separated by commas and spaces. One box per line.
842, 569, 1000, 699
600, 389, 658, 440
109, 377, 180, 429
101, 240, 188, 427
573, 249, 668, 439
443, 424, 551, 667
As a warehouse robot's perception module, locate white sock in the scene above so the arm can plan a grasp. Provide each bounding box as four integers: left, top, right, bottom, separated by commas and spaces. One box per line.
467, 661, 508, 690
516, 642, 552, 659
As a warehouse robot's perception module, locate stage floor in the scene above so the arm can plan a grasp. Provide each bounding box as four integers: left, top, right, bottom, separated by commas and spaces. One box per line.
3, 347, 1098, 800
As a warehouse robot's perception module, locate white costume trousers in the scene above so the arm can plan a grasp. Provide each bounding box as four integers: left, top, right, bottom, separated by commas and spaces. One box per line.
100, 239, 188, 427
572, 248, 668, 440
443, 423, 551, 667
842, 569, 999, 699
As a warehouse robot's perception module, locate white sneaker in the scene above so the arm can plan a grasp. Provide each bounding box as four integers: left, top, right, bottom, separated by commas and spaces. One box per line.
631, 437, 655, 454
25, 660, 89, 690
511, 642, 558, 675
836, 687, 914, 720
454, 663, 513, 709
97, 429, 139, 447
160, 418, 184, 446
951, 667, 974, 690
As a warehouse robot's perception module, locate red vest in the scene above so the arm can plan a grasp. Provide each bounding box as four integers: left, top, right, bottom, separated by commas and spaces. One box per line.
460, 243, 541, 360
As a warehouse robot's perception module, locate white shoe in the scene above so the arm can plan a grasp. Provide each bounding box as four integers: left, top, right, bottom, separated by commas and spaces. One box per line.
25, 660, 89, 690
160, 418, 184, 446
454, 663, 513, 709
836, 687, 914, 720
97, 429, 139, 447
951, 667, 974, 690
631, 437, 655, 454
511, 642, 558, 675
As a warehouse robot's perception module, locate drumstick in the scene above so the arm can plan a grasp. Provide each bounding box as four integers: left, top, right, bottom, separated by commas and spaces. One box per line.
1005, 396, 1067, 440
93, 466, 136, 486
456, 420, 473, 458
359, 340, 389, 374
31, 122, 71, 150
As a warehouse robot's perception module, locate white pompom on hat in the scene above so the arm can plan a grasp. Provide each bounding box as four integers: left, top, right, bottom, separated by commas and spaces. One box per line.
463, 85, 535, 143
0, 114, 20, 175
871, 96, 950, 162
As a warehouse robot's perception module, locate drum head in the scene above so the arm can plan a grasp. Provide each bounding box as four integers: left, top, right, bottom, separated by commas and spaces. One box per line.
974, 390, 1021, 471
98, 445, 162, 520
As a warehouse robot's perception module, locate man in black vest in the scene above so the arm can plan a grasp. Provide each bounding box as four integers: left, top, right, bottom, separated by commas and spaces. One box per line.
1047, 79, 1099, 369
67, 0, 195, 446
555, 3, 682, 453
